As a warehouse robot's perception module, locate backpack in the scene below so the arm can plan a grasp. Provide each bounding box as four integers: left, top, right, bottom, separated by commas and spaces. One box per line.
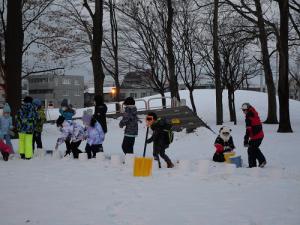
162, 119, 174, 145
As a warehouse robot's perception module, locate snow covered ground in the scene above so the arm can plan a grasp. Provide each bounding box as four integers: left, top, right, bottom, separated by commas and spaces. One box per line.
1, 89, 300, 225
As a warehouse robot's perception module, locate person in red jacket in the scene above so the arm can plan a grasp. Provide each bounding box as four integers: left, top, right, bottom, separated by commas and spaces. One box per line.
242, 103, 267, 168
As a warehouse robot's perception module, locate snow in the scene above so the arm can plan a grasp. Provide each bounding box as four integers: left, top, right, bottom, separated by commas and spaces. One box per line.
1, 89, 300, 225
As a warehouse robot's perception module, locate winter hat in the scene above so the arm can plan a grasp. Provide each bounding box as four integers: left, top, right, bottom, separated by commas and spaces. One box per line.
61, 99, 69, 107
241, 103, 251, 110
94, 94, 104, 105
3, 103, 11, 113
123, 97, 135, 106
23, 96, 33, 104
33, 98, 42, 107
219, 126, 231, 142
56, 115, 65, 127
82, 113, 92, 125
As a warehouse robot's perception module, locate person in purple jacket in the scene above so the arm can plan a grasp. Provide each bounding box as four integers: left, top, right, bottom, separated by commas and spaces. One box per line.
82, 113, 105, 159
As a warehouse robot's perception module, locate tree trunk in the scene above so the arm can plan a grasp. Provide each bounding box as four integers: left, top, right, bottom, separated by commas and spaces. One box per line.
213, 0, 223, 125
5, 0, 23, 118
189, 89, 197, 113
228, 88, 234, 122
166, 0, 180, 101
277, 0, 292, 132
92, 0, 105, 95
254, 0, 278, 124
160, 92, 167, 109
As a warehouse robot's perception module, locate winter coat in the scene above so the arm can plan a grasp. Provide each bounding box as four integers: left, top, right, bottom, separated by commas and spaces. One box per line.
0, 139, 12, 154
214, 135, 235, 153
15, 103, 39, 134
147, 118, 170, 149
35, 108, 46, 133
59, 107, 75, 121
119, 105, 138, 137
0, 115, 13, 137
85, 122, 105, 146
56, 121, 85, 146
244, 106, 264, 142
94, 104, 108, 133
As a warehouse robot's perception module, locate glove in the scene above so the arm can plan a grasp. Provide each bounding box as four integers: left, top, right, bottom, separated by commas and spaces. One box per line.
224, 146, 231, 152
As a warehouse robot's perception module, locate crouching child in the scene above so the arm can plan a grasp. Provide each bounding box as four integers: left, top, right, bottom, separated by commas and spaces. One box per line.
82, 112, 105, 159
55, 116, 85, 159
0, 137, 12, 161
146, 112, 174, 168
213, 126, 235, 162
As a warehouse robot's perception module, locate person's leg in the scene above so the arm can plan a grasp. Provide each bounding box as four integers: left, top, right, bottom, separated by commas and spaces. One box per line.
4, 134, 13, 153
18, 133, 26, 159
153, 146, 161, 168
122, 136, 135, 154
32, 132, 36, 152
251, 139, 266, 167
71, 141, 81, 159
36, 132, 43, 149
85, 144, 92, 159
2, 151, 9, 161
64, 138, 72, 156
24, 133, 33, 159
159, 148, 174, 168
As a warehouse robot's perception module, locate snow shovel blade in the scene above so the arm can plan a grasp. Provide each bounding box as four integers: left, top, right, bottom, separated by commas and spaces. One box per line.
133, 157, 153, 177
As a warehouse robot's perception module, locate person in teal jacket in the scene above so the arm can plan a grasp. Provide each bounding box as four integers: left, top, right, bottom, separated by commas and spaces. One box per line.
15, 96, 39, 159
0, 103, 14, 153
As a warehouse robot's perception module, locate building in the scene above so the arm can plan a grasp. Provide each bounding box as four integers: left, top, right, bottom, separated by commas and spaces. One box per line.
28, 74, 84, 108
120, 70, 157, 99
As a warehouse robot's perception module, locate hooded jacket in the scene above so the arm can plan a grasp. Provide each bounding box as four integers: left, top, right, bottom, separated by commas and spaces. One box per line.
56, 121, 85, 146
15, 103, 39, 134
85, 122, 105, 146
147, 118, 170, 149
119, 105, 138, 136
244, 106, 264, 141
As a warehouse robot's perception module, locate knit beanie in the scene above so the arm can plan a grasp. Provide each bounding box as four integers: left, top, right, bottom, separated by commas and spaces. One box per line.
61, 99, 69, 107
33, 98, 42, 107
3, 103, 11, 113
23, 96, 33, 104
124, 97, 135, 106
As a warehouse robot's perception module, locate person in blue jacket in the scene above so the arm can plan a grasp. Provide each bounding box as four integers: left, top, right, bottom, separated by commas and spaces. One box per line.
0, 103, 14, 153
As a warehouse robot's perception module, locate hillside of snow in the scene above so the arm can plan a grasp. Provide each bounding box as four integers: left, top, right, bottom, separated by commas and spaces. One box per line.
0, 89, 300, 225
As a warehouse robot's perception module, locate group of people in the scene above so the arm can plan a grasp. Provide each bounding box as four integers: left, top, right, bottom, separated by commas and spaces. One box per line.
212, 103, 267, 168
0, 94, 267, 168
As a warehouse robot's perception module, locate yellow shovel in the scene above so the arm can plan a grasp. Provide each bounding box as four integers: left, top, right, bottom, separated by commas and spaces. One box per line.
133, 127, 153, 177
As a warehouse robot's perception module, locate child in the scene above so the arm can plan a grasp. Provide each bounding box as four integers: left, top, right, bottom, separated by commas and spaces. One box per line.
119, 97, 138, 154
146, 112, 174, 168
55, 116, 84, 159
59, 99, 76, 121
82, 112, 105, 159
15, 96, 39, 160
0, 137, 12, 161
59, 99, 76, 155
213, 126, 235, 162
32, 98, 47, 156
0, 103, 14, 153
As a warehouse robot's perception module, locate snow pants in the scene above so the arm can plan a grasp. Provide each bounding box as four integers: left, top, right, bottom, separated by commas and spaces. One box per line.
32, 131, 43, 151
18, 133, 33, 159
248, 138, 266, 167
122, 136, 135, 154
85, 144, 103, 159
153, 145, 173, 167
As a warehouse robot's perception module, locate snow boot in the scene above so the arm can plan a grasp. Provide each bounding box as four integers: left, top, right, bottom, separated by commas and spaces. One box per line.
20, 154, 25, 159
167, 160, 174, 168
259, 161, 267, 168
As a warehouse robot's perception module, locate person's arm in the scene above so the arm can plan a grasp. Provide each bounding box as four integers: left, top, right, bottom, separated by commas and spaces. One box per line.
119, 111, 130, 128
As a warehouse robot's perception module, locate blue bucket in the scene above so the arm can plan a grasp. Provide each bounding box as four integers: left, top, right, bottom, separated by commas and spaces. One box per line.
229, 155, 242, 168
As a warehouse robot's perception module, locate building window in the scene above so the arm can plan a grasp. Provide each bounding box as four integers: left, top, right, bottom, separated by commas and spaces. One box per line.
74, 80, 80, 85
141, 92, 147, 98
62, 79, 71, 85
130, 93, 137, 98
62, 90, 69, 96
29, 89, 53, 94
75, 89, 81, 96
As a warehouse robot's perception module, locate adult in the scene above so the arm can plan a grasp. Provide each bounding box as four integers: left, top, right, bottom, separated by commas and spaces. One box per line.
94, 95, 107, 133
242, 103, 267, 168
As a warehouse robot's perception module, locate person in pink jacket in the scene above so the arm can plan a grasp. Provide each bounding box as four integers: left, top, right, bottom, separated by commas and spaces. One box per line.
0, 138, 12, 161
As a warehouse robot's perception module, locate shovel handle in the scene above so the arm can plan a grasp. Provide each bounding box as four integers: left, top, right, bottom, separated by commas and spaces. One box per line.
143, 127, 149, 157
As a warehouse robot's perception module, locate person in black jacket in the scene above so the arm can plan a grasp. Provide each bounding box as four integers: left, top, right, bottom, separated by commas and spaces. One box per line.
94, 95, 108, 133
146, 112, 174, 168
213, 126, 235, 162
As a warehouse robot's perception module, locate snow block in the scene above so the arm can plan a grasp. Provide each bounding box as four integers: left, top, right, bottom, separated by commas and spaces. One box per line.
110, 154, 123, 166
124, 154, 135, 167
96, 152, 105, 161
177, 159, 191, 171
196, 160, 210, 176
224, 163, 236, 174
79, 153, 87, 161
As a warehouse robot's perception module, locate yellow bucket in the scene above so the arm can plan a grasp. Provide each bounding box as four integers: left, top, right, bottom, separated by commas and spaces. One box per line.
133, 157, 153, 177
224, 152, 236, 163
